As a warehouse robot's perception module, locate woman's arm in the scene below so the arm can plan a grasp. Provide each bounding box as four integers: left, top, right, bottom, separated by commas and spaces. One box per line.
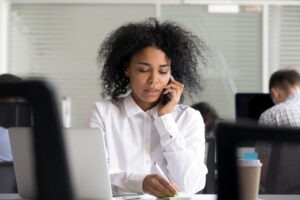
154, 108, 207, 193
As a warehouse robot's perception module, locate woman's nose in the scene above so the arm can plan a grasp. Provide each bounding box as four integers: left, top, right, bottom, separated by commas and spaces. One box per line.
147, 72, 159, 84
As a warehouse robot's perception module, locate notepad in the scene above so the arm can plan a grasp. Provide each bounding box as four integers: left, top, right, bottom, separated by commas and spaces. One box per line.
157, 193, 191, 200
158, 197, 191, 200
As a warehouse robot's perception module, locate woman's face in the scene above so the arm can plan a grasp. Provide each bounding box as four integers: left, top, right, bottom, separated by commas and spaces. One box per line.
124, 46, 171, 111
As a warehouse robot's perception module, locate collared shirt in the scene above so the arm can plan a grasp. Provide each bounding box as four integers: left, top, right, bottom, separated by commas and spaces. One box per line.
259, 91, 300, 127
0, 127, 13, 162
89, 95, 207, 194
257, 92, 300, 193
257, 91, 300, 156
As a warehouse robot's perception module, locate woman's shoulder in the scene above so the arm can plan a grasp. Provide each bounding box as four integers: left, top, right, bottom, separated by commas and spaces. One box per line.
174, 104, 202, 117
93, 98, 124, 111
94, 99, 114, 106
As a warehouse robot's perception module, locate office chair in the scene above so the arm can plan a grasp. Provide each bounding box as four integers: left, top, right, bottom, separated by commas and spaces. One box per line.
203, 136, 217, 194
0, 102, 32, 128
0, 162, 17, 193
0, 80, 74, 200
264, 142, 300, 194
0, 102, 32, 193
215, 122, 300, 200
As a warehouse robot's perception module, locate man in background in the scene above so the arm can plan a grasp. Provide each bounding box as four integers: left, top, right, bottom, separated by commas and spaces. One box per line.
259, 68, 300, 126
257, 68, 300, 194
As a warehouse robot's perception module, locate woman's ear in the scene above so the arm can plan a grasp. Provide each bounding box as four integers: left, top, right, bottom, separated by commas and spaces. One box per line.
124, 68, 129, 77
123, 64, 130, 77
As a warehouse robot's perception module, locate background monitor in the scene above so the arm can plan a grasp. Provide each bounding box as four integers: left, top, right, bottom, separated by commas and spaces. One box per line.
235, 93, 274, 122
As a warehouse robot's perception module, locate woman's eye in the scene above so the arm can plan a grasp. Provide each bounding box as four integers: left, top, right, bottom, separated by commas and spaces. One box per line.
138, 68, 148, 72
160, 71, 168, 74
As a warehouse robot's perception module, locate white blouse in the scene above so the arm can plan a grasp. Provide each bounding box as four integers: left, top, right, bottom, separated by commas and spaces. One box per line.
89, 94, 207, 194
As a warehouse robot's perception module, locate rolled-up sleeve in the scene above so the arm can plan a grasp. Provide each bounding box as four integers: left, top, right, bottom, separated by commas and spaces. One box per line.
154, 109, 207, 193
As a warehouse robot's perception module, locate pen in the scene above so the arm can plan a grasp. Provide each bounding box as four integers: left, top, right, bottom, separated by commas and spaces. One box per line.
153, 162, 170, 182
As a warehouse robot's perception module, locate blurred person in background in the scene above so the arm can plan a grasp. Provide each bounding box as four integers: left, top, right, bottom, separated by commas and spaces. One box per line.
0, 73, 22, 162
192, 102, 219, 138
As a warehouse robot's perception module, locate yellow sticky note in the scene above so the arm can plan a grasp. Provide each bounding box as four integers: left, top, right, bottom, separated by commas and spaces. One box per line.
157, 193, 191, 200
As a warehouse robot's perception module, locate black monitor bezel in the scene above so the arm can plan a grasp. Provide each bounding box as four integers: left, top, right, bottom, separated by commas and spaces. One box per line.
235, 93, 274, 122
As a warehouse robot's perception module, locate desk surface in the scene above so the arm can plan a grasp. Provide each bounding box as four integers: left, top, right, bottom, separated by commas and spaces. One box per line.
1, 194, 300, 200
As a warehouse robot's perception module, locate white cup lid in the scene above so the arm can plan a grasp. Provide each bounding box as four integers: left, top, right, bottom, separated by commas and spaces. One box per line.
237, 159, 262, 167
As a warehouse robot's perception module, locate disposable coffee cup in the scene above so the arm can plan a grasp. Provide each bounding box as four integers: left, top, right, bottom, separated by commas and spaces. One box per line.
237, 159, 262, 200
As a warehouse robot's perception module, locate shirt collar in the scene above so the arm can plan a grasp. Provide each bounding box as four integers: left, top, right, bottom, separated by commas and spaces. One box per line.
123, 94, 159, 118
287, 91, 300, 100
124, 94, 145, 117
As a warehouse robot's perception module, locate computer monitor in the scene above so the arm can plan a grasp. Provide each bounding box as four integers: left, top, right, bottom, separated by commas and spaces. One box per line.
0, 102, 32, 128
235, 93, 274, 122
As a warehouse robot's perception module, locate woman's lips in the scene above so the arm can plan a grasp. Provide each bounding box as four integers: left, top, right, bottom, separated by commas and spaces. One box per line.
144, 88, 160, 96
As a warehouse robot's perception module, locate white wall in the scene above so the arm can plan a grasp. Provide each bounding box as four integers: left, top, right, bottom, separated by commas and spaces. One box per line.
0, 0, 8, 73
3, 1, 300, 126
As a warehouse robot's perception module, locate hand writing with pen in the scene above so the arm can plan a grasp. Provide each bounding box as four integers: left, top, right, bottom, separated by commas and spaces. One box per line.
142, 162, 179, 198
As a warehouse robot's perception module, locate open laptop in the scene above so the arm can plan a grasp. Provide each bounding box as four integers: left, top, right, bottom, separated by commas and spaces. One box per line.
9, 127, 113, 200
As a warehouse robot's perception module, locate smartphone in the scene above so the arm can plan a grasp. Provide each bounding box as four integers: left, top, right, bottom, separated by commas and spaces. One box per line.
162, 92, 172, 105
161, 75, 173, 105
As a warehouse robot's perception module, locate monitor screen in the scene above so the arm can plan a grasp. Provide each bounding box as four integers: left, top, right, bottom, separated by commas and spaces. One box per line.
235, 93, 274, 121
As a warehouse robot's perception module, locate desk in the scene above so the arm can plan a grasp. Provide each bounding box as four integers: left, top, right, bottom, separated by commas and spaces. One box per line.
1, 194, 300, 200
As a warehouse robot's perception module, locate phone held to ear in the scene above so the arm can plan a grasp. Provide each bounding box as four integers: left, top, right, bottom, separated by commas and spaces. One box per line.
162, 92, 172, 105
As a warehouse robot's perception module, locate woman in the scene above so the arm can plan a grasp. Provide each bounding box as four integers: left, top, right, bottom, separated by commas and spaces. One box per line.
89, 18, 207, 197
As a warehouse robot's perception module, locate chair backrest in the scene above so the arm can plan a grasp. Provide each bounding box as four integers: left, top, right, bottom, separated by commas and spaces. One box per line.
265, 142, 300, 194
0, 80, 74, 200
215, 121, 300, 200
0, 162, 17, 193
0, 102, 32, 194
203, 137, 217, 194
0, 102, 32, 128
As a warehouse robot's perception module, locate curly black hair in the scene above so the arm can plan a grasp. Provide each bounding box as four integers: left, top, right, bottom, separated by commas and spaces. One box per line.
98, 18, 207, 101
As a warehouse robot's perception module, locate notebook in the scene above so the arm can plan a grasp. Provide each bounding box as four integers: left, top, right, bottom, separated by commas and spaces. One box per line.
9, 127, 113, 200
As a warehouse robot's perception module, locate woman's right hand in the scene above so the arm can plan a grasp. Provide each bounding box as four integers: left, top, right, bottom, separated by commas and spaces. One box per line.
142, 174, 178, 197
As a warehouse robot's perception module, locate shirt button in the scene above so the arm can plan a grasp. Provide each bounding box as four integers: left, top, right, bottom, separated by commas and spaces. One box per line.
170, 135, 173, 139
